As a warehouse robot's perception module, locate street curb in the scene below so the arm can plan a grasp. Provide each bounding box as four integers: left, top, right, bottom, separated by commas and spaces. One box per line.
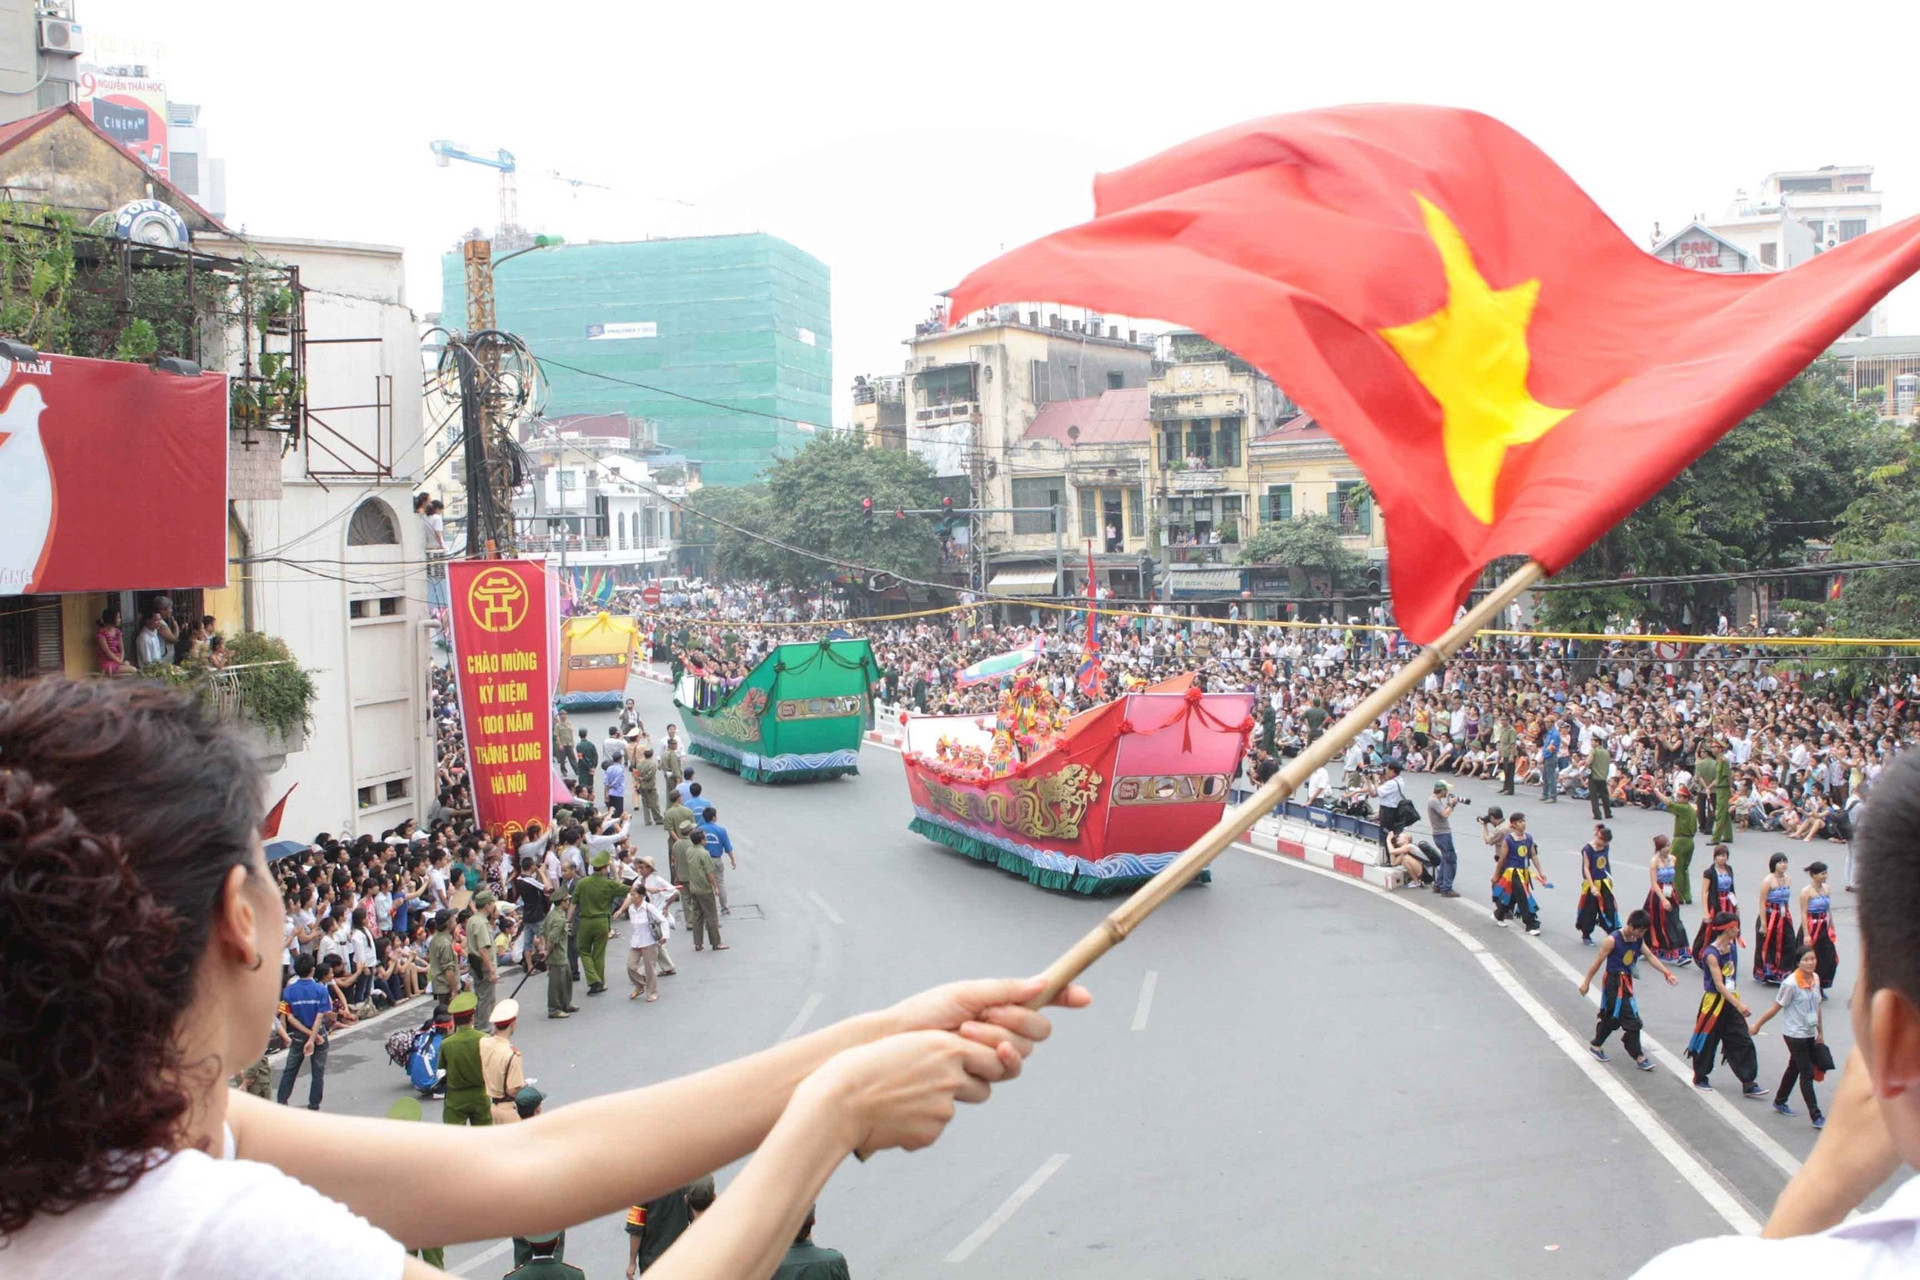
1252, 818, 1405, 889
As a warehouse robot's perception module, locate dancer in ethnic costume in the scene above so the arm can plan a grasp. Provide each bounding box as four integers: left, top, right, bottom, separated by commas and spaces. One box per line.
1689, 844, 1738, 963
1574, 823, 1620, 946
1491, 811, 1545, 935
1752, 853, 1799, 985
1642, 835, 1691, 967
1578, 907, 1680, 1071
1799, 861, 1839, 997
1686, 911, 1765, 1097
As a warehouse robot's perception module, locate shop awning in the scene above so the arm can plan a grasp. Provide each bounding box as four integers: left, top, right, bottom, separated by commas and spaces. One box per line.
988, 569, 1060, 597
1168, 568, 1247, 598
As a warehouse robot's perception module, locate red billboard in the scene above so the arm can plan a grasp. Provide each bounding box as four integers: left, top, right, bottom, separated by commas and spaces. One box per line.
1, 353, 228, 595
448, 559, 555, 840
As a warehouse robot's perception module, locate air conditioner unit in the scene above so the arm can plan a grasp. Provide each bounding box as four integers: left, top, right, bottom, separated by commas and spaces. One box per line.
37, 18, 82, 56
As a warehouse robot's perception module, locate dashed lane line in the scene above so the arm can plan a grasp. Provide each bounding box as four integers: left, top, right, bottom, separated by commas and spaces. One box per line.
943, 1153, 1072, 1264
1130, 970, 1159, 1032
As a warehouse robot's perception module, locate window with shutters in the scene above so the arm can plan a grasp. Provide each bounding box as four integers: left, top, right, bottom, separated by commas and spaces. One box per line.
1265, 485, 1293, 523
1030, 360, 1050, 405
1217, 417, 1242, 467
1128, 487, 1145, 532
1330, 481, 1372, 533
173, 151, 200, 193
1080, 495, 1098, 538
0, 597, 61, 678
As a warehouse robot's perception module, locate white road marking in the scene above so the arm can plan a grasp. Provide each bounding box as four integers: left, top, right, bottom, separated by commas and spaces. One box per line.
1131, 970, 1159, 1032
1235, 843, 1762, 1234
780, 991, 825, 1042
453, 1239, 513, 1275
1447, 893, 1803, 1179
808, 890, 845, 925
944, 1153, 1071, 1263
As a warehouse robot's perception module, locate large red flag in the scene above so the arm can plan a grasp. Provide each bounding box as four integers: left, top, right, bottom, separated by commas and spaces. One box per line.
948, 106, 1920, 643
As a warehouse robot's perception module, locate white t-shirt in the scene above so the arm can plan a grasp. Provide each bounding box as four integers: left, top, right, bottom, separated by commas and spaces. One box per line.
1631, 1175, 1919, 1278
350, 928, 377, 971
5, 1125, 405, 1279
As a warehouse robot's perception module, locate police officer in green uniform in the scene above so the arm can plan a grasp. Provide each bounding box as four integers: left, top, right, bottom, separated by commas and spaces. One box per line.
771, 1206, 851, 1280
573, 851, 623, 995
635, 747, 665, 827
543, 883, 577, 1017
1710, 743, 1734, 844
427, 909, 461, 1003
677, 819, 724, 952
439, 991, 491, 1126
503, 1230, 582, 1279
661, 732, 683, 796
1693, 748, 1719, 836
467, 890, 500, 1028
1658, 783, 1700, 905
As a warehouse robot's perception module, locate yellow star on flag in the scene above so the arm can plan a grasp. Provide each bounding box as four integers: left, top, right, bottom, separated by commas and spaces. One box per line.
1378, 193, 1573, 524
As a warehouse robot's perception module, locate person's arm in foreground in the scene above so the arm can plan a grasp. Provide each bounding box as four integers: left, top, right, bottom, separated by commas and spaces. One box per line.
644, 1032, 995, 1280
1762, 1046, 1900, 1238
232, 976, 1087, 1249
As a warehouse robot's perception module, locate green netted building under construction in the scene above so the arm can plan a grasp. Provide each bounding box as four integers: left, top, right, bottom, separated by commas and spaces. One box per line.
441, 232, 830, 486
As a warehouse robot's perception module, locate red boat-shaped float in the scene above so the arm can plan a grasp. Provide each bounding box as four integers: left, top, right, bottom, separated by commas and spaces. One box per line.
902, 674, 1255, 894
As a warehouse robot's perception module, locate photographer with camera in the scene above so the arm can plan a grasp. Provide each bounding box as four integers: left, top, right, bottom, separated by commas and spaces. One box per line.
1362, 761, 1420, 845
1426, 781, 1468, 898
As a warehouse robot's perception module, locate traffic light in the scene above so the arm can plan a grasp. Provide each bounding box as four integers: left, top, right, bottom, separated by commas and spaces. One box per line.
861, 497, 874, 528
940, 495, 956, 534
894, 506, 907, 521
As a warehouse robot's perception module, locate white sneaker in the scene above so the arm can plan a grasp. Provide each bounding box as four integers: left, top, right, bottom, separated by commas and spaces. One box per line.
1526, 926, 1542, 936
1494, 918, 1509, 928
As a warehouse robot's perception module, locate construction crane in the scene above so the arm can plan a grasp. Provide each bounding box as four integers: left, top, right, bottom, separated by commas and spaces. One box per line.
430, 139, 519, 235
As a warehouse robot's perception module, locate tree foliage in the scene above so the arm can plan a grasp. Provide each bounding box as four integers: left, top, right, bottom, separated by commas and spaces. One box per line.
1237, 513, 1366, 590
1539, 360, 1894, 630
690, 436, 948, 587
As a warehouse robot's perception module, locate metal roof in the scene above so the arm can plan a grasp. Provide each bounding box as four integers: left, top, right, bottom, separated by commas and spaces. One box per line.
1023, 387, 1151, 445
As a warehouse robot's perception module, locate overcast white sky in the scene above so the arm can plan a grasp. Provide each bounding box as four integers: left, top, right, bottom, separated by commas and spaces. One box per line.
79, 0, 1920, 426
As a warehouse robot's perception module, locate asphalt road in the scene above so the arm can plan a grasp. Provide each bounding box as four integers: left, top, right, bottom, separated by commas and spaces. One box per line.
307, 668, 1883, 1279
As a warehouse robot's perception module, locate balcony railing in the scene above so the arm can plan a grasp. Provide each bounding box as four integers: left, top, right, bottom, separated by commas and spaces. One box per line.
1165, 543, 1238, 565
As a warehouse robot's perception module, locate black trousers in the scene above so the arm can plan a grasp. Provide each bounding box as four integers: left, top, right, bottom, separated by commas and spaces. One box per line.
1692, 1003, 1757, 1087
1499, 759, 1515, 793
1590, 784, 1612, 819
1593, 974, 1643, 1058
1776, 1035, 1822, 1115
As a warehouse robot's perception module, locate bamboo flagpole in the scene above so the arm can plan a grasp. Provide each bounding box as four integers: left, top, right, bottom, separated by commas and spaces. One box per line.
1026, 559, 1547, 1008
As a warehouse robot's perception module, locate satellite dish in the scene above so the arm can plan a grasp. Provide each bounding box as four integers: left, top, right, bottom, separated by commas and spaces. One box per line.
1066, 424, 1081, 441
102, 199, 191, 249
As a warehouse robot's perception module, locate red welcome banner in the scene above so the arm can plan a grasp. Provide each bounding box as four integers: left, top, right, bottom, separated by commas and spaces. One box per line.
449, 559, 555, 839
1, 353, 228, 594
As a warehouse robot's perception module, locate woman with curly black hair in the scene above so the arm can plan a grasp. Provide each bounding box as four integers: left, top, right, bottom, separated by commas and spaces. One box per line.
0, 678, 1086, 1279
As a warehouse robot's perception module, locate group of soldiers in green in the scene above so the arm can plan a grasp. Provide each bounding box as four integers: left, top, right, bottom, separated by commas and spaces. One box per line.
1660, 742, 1736, 904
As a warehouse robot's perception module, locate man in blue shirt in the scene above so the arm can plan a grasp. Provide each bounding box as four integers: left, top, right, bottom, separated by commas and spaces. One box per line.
699, 805, 736, 916
1540, 723, 1563, 803
276, 953, 336, 1110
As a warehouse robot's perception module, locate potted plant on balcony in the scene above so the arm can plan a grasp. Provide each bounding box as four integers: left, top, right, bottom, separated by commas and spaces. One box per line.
225, 631, 317, 746
1218, 520, 1241, 544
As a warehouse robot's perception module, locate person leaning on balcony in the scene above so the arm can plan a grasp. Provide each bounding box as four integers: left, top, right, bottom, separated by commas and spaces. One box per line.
0, 676, 1087, 1280
94, 604, 128, 676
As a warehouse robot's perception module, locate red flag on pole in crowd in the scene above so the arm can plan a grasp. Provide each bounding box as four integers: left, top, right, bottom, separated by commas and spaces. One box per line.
947, 106, 1920, 644
259, 784, 297, 839
1077, 542, 1103, 699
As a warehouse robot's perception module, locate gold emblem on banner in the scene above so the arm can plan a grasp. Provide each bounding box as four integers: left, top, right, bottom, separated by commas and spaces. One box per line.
467, 569, 529, 633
